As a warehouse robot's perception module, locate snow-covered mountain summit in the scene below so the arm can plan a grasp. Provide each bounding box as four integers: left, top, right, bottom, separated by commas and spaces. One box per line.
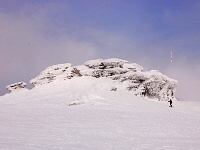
6, 58, 177, 101
2, 59, 200, 150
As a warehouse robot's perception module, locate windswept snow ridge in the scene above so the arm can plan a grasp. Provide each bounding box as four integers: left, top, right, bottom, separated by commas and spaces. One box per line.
9, 58, 177, 101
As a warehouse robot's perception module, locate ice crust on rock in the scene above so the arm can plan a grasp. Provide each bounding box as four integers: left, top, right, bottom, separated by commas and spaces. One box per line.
30, 63, 78, 86
6, 82, 27, 92
84, 58, 128, 69
123, 63, 143, 72
81, 58, 139, 78
7, 58, 178, 101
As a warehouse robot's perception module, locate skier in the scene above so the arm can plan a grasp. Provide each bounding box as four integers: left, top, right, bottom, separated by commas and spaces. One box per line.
168, 99, 172, 107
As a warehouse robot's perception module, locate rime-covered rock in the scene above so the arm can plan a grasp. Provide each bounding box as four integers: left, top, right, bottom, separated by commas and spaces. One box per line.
30, 63, 72, 86
123, 63, 143, 72
8, 58, 177, 101
124, 70, 177, 101
80, 58, 140, 78
6, 82, 27, 92
84, 58, 128, 69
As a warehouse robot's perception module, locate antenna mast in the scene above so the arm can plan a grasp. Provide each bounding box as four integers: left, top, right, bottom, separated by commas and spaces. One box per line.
170, 50, 173, 64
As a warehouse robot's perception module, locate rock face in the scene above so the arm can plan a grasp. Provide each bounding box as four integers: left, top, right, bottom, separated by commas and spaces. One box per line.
6, 82, 27, 92
28, 58, 177, 101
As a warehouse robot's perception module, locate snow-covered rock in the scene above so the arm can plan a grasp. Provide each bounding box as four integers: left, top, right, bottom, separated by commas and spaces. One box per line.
84, 58, 128, 69
80, 58, 140, 78
7, 58, 178, 101
30, 63, 82, 86
123, 63, 143, 72
6, 82, 27, 92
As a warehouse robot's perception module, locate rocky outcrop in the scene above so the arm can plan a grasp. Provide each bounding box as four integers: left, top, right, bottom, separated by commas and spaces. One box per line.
7, 58, 178, 101
78, 58, 177, 101
30, 63, 81, 86
78, 58, 143, 78
6, 82, 27, 92
116, 70, 177, 101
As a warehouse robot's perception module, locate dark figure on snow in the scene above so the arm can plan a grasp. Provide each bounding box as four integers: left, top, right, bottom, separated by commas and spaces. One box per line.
141, 88, 147, 97
168, 99, 172, 107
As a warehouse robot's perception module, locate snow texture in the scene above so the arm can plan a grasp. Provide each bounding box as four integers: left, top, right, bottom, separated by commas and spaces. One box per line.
0, 76, 199, 150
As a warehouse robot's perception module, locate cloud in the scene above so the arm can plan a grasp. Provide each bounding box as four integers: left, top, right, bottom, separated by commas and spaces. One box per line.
164, 57, 200, 101
0, 8, 98, 95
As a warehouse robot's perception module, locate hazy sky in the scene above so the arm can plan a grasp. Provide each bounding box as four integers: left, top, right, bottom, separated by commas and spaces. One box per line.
0, 0, 200, 101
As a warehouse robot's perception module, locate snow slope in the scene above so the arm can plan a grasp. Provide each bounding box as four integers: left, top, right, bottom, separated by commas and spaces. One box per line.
0, 76, 200, 150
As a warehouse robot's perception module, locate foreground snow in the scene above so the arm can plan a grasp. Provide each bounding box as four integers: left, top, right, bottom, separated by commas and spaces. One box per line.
0, 77, 200, 150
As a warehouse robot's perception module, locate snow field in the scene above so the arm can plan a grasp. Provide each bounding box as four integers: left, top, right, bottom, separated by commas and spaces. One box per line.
0, 76, 200, 150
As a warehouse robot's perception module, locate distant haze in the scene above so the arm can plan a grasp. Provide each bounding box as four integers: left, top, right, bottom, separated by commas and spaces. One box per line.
0, 0, 200, 101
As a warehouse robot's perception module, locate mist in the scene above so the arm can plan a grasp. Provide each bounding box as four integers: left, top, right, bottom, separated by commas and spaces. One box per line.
164, 58, 200, 101
0, 11, 98, 95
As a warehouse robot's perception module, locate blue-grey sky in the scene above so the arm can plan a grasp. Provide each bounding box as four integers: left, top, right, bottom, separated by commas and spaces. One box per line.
0, 0, 200, 100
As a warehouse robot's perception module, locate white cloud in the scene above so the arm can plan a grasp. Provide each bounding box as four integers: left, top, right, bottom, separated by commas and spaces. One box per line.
164, 58, 200, 101
0, 10, 98, 95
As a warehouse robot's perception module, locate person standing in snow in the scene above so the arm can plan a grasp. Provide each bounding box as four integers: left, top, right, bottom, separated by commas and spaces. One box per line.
168, 99, 172, 107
